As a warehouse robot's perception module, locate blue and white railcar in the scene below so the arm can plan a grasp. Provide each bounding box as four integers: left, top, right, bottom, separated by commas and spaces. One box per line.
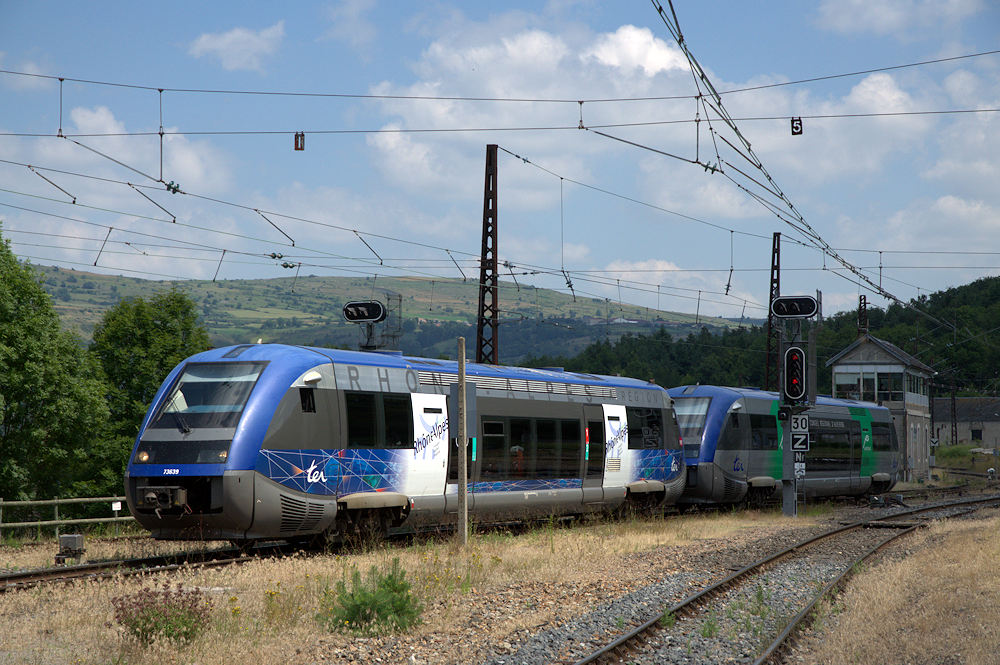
125, 344, 685, 542
668, 385, 899, 506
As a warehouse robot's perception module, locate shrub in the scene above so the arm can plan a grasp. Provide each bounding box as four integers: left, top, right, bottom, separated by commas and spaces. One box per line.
111, 583, 212, 642
316, 558, 422, 635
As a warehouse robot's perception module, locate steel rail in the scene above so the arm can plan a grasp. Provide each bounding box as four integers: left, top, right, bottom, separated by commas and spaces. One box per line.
571, 493, 1000, 665
753, 501, 1000, 665
0, 542, 291, 594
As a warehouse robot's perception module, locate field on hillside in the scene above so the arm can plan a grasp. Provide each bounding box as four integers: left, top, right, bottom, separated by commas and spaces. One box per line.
34, 264, 743, 361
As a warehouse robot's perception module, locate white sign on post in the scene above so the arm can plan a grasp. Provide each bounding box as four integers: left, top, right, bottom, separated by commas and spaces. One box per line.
790, 414, 810, 452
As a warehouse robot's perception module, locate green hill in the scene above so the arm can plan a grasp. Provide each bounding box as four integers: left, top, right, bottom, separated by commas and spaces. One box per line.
34, 264, 739, 363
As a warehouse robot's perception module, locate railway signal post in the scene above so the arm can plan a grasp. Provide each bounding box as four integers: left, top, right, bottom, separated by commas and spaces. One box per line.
772, 295, 818, 517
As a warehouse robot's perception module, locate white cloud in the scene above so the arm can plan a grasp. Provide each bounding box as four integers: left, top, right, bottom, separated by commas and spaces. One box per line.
0, 55, 54, 91
365, 22, 694, 203
815, 0, 983, 36
323, 0, 377, 51
598, 258, 757, 318
188, 21, 285, 72
0, 105, 236, 280
580, 25, 687, 77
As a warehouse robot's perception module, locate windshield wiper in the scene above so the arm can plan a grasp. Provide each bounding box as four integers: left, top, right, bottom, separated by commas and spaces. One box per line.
171, 411, 192, 434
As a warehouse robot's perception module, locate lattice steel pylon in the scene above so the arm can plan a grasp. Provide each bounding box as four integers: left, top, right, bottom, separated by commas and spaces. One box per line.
764, 232, 781, 391
476, 144, 499, 364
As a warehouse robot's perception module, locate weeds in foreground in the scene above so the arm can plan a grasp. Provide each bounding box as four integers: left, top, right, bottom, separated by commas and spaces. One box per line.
111, 583, 212, 643
700, 610, 720, 638
316, 557, 423, 635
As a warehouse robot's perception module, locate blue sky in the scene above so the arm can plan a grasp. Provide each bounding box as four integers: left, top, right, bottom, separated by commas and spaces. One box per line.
1, 1, 998, 320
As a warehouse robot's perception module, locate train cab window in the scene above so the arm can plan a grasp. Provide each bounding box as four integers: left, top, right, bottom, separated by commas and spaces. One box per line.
344, 391, 413, 449
150, 361, 265, 430
626, 407, 664, 449
673, 397, 711, 450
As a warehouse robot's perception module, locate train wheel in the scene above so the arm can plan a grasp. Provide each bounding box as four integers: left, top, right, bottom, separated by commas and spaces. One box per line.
343, 510, 388, 551
229, 539, 252, 554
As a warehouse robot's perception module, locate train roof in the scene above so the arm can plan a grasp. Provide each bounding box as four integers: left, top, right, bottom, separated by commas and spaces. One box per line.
667, 384, 887, 410
183, 343, 665, 392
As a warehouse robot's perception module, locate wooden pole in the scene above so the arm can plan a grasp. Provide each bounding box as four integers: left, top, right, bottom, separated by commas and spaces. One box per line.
457, 337, 468, 546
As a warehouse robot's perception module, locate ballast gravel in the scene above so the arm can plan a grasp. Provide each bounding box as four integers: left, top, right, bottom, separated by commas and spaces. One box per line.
304, 502, 924, 665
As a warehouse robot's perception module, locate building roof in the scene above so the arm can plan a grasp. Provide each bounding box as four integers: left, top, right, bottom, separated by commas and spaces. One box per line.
825, 333, 935, 374
932, 397, 1000, 423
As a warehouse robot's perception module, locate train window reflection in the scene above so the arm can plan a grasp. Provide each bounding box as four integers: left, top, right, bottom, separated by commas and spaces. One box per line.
152, 362, 265, 430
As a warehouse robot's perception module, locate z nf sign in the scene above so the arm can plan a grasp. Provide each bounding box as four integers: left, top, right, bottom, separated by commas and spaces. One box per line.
790, 414, 810, 452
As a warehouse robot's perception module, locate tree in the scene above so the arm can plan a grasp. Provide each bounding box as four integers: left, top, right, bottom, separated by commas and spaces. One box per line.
0, 231, 110, 500
90, 289, 211, 472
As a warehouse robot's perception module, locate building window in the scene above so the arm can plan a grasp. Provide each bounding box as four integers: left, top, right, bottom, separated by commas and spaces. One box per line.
834, 372, 860, 400
972, 428, 983, 442
877, 373, 903, 402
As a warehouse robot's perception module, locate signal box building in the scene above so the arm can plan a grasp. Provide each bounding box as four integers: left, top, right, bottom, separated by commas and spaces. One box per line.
825, 334, 935, 481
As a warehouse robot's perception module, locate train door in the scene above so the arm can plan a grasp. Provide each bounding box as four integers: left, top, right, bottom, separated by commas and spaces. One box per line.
583, 404, 606, 505
849, 419, 864, 492
444, 420, 476, 519
602, 404, 629, 493
405, 393, 451, 524
407, 393, 449, 495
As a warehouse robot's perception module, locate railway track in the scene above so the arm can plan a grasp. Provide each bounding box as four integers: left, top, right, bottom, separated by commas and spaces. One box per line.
0, 542, 292, 594
567, 494, 1000, 665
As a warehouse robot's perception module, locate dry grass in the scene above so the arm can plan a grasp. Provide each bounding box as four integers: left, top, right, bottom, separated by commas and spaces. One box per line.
0, 511, 799, 665
0, 534, 231, 572
801, 511, 1000, 665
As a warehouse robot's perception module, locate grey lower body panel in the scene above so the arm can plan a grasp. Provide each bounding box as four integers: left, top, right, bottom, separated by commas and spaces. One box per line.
129, 470, 258, 541
679, 462, 747, 504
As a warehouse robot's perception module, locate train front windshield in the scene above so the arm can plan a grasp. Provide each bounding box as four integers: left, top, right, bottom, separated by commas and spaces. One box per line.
672, 397, 712, 458
150, 362, 265, 431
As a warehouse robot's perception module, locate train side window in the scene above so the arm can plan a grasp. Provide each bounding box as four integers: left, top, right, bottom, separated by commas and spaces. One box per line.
299, 387, 316, 413
510, 418, 533, 477
345, 392, 378, 447
536, 419, 560, 477
560, 419, 583, 476
344, 391, 413, 449
480, 419, 508, 480
383, 394, 413, 448
626, 407, 663, 449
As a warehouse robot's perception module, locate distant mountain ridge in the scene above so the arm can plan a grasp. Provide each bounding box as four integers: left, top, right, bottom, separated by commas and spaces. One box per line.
34, 264, 741, 363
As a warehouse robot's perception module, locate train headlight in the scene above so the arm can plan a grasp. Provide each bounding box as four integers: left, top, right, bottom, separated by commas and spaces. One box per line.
218, 450, 228, 461
136, 450, 150, 463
